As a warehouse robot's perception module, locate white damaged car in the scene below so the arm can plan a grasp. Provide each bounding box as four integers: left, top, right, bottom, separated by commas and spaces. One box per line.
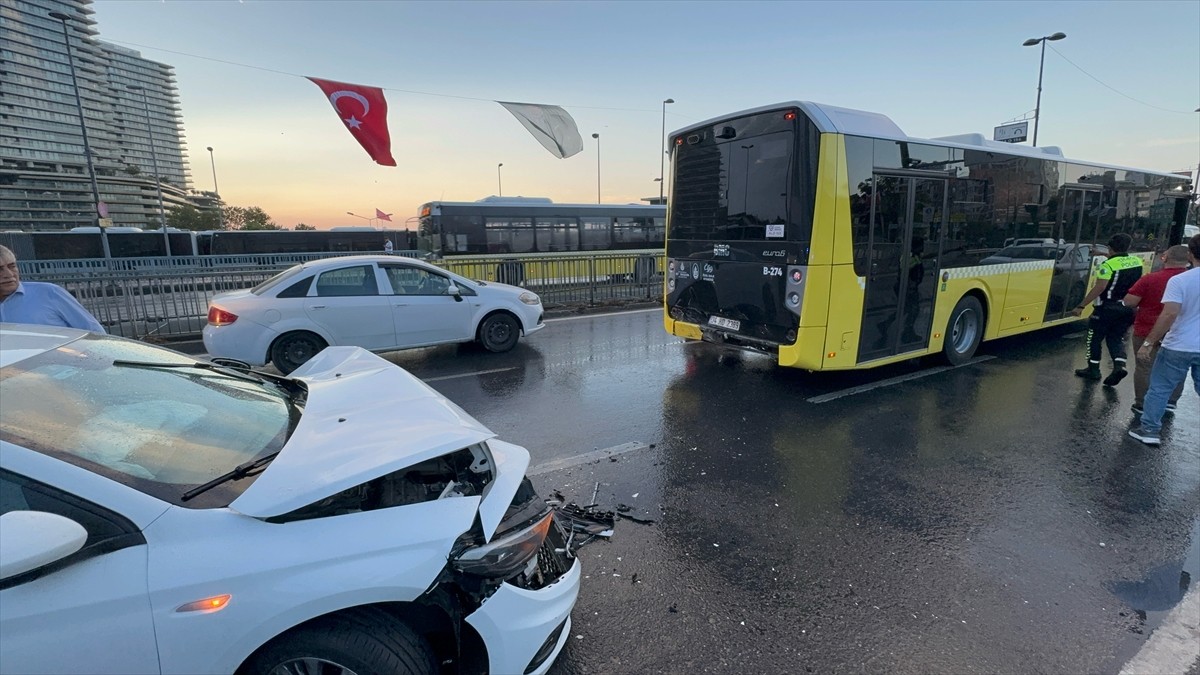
0, 324, 579, 675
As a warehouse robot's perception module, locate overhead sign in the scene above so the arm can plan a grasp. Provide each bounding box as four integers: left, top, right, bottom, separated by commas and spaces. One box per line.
994, 121, 1029, 144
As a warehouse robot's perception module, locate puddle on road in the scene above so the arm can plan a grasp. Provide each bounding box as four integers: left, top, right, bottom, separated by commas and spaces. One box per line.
1107, 515, 1200, 637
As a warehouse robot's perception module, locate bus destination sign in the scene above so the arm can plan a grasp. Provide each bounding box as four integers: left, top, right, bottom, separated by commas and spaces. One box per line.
994, 121, 1029, 143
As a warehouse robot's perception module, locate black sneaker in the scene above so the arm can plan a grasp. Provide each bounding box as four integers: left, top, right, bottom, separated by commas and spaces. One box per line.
1131, 403, 1144, 415
1128, 426, 1161, 446
1075, 366, 1101, 380
1103, 369, 1128, 387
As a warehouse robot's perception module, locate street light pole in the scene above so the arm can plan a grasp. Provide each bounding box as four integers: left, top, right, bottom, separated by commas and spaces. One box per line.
1022, 31, 1066, 147
497, 163, 504, 197
660, 98, 674, 202
347, 211, 376, 227
48, 10, 110, 262
129, 85, 170, 256
206, 145, 223, 229
592, 133, 601, 204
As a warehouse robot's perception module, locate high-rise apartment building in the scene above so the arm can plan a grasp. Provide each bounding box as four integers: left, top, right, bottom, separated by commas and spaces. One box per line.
0, 0, 198, 231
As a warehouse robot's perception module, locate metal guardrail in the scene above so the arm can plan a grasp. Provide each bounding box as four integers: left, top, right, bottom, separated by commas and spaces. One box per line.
18, 251, 663, 340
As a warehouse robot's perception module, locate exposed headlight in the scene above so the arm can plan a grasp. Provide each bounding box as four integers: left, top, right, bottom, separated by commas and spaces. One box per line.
452, 511, 553, 579
519, 292, 541, 305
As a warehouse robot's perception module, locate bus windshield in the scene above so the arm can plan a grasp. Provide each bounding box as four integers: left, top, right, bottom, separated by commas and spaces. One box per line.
668, 108, 819, 244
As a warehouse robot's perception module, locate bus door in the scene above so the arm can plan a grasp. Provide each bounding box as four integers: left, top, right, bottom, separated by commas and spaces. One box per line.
1044, 186, 1102, 321
858, 174, 946, 362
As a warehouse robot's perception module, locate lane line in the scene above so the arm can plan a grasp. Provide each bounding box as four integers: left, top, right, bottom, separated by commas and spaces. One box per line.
423, 367, 519, 382
527, 442, 651, 477
1119, 582, 1200, 675
544, 307, 663, 323
806, 356, 997, 404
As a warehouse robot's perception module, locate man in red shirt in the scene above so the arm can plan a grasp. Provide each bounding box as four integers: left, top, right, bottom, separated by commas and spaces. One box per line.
1122, 244, 1189, 414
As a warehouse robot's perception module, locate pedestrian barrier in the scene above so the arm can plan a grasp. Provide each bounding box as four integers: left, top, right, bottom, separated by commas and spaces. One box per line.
17, 251, 663, 340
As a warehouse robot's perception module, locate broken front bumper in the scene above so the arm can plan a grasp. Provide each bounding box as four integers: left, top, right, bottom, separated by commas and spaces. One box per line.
466, 557, 581, 675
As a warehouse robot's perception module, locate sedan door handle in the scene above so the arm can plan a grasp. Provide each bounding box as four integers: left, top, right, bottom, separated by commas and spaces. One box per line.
393, 303, 408, 307
310, 305, 326, 309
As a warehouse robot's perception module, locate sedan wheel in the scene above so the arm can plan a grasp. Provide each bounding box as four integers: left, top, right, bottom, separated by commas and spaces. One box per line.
479, 313, 520, 352
271, 332, 327, 374
242, 609, 436, 675
269, 657, 358, 675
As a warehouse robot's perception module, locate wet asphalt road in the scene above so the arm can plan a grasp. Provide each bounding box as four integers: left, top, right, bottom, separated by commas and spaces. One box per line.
379, 308, 1200, 674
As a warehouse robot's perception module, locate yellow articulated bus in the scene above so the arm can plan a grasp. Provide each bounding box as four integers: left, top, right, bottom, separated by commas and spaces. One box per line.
416, 197, 665, 286
663, 102, 1193, 370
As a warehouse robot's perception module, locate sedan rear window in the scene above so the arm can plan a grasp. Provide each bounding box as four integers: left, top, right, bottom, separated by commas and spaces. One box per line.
0, 335, 296, 508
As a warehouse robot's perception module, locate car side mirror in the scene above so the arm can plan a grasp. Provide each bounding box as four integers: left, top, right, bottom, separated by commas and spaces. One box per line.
0, 511, 88, 580
448, 284, 463, 302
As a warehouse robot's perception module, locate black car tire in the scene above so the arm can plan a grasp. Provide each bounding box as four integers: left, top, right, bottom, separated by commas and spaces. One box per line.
241, 610, 436, 675
270, 331, 327, 374
943, 295, 984, 366
478, 313, 521, 353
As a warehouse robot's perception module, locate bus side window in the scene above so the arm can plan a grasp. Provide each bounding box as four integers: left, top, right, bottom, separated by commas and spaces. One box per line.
582, 218, 612, 250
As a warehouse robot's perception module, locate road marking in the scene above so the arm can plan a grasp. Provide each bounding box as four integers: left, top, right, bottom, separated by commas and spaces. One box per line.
1119, 582, 1200, 675
806, 356, 997, 404
423, 367, 519, 382
544, 307, 663, 323
527, 442, 651, 477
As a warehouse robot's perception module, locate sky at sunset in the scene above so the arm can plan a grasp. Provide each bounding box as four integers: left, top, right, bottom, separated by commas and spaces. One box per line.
92, 0, 1200, 231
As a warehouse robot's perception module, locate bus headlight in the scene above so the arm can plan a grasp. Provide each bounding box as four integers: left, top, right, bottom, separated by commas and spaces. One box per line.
519, 292, 541, 305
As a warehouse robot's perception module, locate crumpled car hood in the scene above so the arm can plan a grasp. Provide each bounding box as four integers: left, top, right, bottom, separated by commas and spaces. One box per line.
230, 347, 496, 519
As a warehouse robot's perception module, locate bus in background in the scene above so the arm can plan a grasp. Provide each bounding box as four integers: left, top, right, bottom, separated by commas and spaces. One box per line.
195, 228, 412, 255
416, 197, 666, 284
0, 228, 197, 260
663, 101, 1192, 371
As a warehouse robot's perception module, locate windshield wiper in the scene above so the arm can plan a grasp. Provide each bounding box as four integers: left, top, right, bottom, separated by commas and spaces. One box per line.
111, 359, 270, 384
181, 452, 280, 502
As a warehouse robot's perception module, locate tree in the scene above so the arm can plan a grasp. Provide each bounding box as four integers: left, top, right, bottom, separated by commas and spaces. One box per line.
166, 204, 220, 231
240, 206, 280, 230
294, 222, 316, 231
219, 205, 281, 230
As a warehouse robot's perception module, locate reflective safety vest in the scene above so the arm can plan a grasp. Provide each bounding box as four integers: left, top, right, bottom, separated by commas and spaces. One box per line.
1095, 254, 1143, 304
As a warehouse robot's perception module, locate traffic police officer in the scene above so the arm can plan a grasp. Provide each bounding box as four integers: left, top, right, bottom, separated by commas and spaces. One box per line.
1071, 232, 1143, 385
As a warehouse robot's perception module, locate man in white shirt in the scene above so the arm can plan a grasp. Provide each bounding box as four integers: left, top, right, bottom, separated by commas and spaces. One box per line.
1128, 233, 1200, 446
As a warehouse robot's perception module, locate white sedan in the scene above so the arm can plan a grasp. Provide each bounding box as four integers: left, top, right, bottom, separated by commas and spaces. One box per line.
0, 324, 579, 675
203, 255, 545, 373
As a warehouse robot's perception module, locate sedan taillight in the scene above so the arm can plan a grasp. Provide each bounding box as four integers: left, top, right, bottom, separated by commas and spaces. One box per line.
207, 306, 238, 326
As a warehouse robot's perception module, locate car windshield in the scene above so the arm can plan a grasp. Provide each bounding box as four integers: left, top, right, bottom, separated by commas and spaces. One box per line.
0, 334, 297, 508
252, 263, 307, 295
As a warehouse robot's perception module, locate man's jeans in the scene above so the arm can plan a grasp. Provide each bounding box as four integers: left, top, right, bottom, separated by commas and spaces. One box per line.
1140, 347, 1200, 434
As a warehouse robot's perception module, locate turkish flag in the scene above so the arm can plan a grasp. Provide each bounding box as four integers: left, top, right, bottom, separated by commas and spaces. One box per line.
307, 77, 396, 166
375, 209, 392, 222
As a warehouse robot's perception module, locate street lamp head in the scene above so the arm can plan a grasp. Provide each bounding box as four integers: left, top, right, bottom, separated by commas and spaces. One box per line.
1048, 32, 1066, 41
498, 162, 503, 167
48, 11, 72, 21
206, 146, 213, 152
592, 133, 600, 139
346, 211, 354, 215
664, 98, 674, 104
1022, 38, 1041, 47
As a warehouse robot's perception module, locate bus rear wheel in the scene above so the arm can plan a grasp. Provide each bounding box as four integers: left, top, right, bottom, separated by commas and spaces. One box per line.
943, 295, 983, 366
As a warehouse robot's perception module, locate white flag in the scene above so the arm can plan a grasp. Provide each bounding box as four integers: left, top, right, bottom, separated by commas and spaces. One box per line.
497, 101, 583, 159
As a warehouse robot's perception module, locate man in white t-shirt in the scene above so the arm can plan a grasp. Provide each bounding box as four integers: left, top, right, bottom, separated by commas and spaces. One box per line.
1128, 233, 1200, 446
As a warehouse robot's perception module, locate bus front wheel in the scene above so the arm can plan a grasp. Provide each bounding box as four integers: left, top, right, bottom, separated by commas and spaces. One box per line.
943, 295, 983, 366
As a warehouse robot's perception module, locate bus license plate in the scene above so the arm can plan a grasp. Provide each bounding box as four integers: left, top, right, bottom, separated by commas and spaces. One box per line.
708, 316, 740, 331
